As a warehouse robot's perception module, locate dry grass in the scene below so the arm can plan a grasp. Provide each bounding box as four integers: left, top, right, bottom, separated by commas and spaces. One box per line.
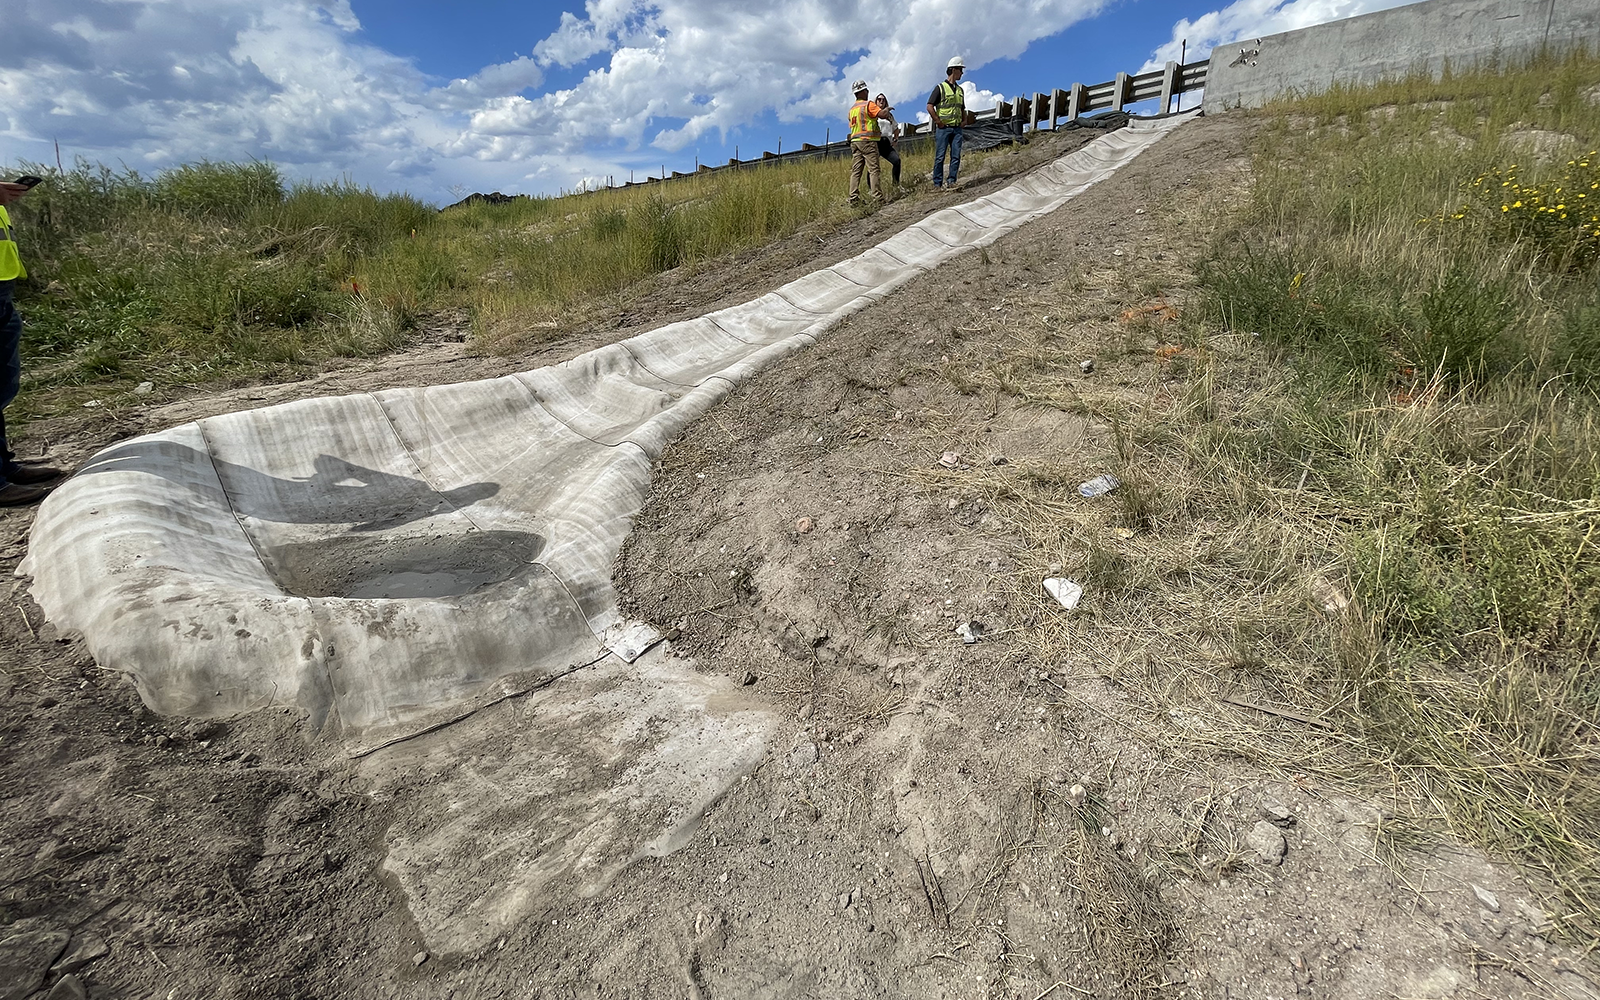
900, 61, 1600, 953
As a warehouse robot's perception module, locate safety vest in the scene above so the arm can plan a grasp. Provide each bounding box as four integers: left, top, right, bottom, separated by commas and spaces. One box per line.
936, 81, 965, 128
848, 100, 881, 141
0, 206, 24, 283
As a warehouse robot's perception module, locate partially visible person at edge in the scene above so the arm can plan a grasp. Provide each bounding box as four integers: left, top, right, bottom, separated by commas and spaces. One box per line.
0, 180, 65, 508
847, 80, 887, 207
927, 56, 967, 191
874, 93, 902, 188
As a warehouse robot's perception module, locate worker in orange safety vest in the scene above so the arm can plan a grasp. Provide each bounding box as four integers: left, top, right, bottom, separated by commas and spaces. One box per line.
846, 80, 890, 207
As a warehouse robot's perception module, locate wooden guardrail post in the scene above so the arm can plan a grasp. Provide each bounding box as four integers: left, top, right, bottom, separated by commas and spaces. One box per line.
1051, 88, 1069, 128
1031, 92, 1047, 131
1067, 82, 1087, 121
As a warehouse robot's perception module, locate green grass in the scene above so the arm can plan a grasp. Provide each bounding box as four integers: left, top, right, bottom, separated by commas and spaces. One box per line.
1192, 51, 1600, 937
4, 151, 929, 417
918, 49, 1600, 943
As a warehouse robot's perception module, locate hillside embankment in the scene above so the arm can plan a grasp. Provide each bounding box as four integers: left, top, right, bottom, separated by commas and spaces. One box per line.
3, 55, 1600, 1000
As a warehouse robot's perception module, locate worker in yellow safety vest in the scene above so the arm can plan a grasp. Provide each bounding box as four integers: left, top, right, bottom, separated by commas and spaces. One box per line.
846, 80, 890, 207
926, 57, 967, 190
0, 176, 66, 507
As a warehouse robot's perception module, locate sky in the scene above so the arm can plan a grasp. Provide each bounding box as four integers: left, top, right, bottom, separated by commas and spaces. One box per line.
0, 0, 1414, 204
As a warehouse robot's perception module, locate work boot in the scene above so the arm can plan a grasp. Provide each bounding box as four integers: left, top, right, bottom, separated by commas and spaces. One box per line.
0, 482, 49, 507
6, 463, 67, 485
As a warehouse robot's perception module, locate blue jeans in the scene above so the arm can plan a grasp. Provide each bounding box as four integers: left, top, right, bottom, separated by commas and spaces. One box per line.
933, 126, 963, 187
0, 281, 21, 485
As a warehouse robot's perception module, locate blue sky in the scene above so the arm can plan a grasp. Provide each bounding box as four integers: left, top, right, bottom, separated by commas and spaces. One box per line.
1, 0, 1408, 203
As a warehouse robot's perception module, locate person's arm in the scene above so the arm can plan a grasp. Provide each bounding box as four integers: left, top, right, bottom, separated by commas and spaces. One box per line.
0, 183, 31, 208
927, 88, 941, 128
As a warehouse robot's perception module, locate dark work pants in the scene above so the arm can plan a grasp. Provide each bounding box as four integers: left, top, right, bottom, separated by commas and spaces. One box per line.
0, 281, 22, 485
877, 139, 901, 184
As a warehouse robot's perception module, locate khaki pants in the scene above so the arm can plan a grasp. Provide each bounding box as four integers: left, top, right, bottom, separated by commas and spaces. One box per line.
849, 139, 882, 205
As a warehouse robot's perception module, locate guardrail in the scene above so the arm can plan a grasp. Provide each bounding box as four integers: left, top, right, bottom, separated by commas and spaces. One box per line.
575, 59, 1208, 191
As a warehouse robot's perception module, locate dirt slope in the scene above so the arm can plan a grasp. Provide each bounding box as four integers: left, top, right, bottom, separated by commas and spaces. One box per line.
2, 115, 1595, 1000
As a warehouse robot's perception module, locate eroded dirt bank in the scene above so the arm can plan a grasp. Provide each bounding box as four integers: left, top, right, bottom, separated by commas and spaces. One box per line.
2, 115, 1594, 999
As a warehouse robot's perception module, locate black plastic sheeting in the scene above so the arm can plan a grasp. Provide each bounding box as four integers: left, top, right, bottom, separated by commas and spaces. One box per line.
959, 110, 1133, 153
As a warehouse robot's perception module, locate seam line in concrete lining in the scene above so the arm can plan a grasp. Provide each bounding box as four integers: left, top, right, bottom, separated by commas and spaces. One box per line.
369, 390, 491, 537
771, 288, 828, 315
874, 244, 915, 268
531, 552, 619, 643
704, 312, 764, 345
827, 265, 875, 289
504, 370, 629, 449
193, 416, 289, 598
914, 222, 963, 249
618, 339, 702, 388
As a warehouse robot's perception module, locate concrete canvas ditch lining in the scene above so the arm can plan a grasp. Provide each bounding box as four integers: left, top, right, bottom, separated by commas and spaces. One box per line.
18, 112, 1197, 750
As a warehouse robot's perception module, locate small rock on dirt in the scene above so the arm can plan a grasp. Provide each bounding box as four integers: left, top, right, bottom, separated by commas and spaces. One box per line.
46, 975, 86, 1000
1472, 884, 1501, 913
50, 935, 108, 977
413, 950, 429, 966
0, 922, 70, 1000
794, 516, 813, 534
788, 742, 819, 770
740, 671, 757, 686
1247, 820, 1287, 865
1261, 797, 1295, 827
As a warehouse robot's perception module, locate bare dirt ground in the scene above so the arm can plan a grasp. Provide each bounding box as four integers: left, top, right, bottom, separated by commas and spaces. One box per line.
3, 115, 1597, 1000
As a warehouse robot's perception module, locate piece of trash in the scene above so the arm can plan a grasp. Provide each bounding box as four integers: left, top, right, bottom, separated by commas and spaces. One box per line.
938, 451, 962, 469
1309, 573, 1349, 612
1078, 474, 1120, 498
1079, 359, 1095, 374
955, 621, 986, 644
1043, 578, 1084, 611
82, 400, 103, 409
1112, 249, 1124, 257
134, 381, 154, 395
1154, 344, 1185, 360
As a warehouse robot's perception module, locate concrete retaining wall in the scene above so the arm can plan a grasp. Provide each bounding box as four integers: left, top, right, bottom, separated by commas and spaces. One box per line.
1203, 0, 1600, 112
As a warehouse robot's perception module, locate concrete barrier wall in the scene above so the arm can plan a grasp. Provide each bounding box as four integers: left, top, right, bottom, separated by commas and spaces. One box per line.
1203, 0, 1600, 111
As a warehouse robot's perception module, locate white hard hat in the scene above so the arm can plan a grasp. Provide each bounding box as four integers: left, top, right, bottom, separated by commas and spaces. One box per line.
947, 56, 965, 70
851, 78, 868, 93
